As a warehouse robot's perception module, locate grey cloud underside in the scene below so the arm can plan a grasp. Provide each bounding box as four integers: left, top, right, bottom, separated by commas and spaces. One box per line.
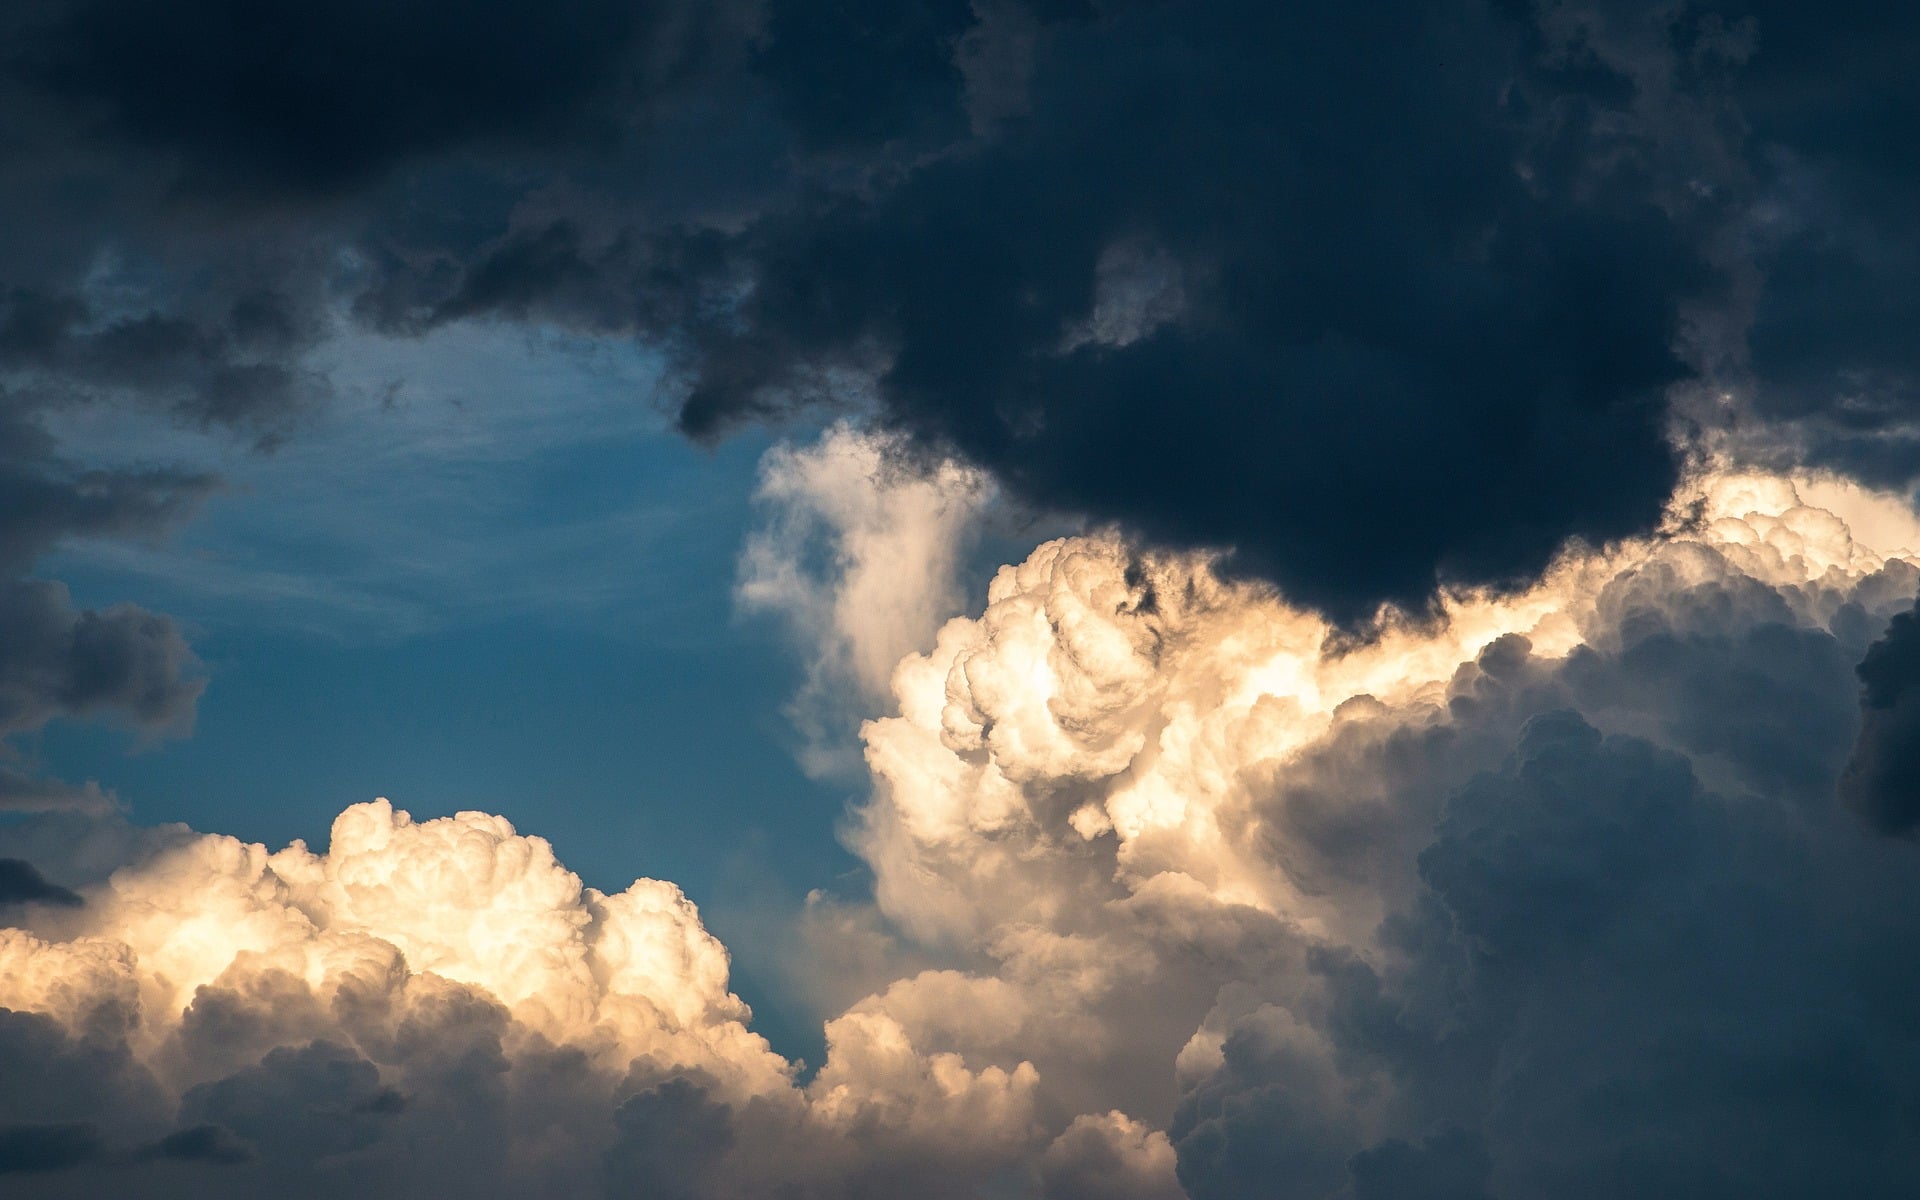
1171, 577, 1920, 1198
0, 1, 1915, 618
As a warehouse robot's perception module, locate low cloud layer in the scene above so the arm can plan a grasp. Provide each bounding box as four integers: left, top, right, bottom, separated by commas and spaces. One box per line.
5, 458, 1918, 1196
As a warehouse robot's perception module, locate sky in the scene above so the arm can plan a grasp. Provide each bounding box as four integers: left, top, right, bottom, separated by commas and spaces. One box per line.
2, 2, 1920, 1198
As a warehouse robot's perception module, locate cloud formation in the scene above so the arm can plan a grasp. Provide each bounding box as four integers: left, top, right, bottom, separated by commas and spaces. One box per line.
5, 459, 1919, 1196
0, 412, 208, 811
737, 422, 992, 775
843, 462, 1920, 1198
0, 795, 1060, 1197
1, 2, 1915, 620
672, 0, 1713, 618
4, 8, 1920, 1190
1839, 596, 1920, 835
0, 0, 769, 810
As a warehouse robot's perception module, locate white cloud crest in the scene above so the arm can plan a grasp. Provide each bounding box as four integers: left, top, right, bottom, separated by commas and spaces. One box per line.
737, 422, 994, 777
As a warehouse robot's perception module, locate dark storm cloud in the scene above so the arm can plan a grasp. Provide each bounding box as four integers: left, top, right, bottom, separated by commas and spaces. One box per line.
1704, 3, 1920, 477
0, 1121, 248, 1175
0, 0, 768, 482
0, 0, 1914, 617
365, 0, 1913, 618
1402, 718, 1919, 1199
0, 7, 1916, 1198
1839, 597, 1920, 835
0, 8, 692, 474
0, 407, 213, 571
3, 0, 761, 201
1184, 708, 1920, 1199
0, 764, 115, 815
0, 288, 329, 440
665, 2, 1711, 618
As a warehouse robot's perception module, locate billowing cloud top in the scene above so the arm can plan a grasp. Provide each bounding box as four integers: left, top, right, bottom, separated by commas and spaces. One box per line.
6, 455, 1920, 1196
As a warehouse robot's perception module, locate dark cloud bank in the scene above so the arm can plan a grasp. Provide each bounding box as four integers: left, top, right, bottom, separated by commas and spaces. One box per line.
0, 0, 1915, 614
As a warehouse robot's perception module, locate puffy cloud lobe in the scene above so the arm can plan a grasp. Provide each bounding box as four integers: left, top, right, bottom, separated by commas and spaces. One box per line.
861, 468, 1911, 947
737, 422, 992, 776
0, 797, 1059, 1198
0, 801, 779, 1195
1040, 1111, 1184, 1200
0, 576, 202, 813
80, 798, 786, 1086
0, 580, 202, 739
